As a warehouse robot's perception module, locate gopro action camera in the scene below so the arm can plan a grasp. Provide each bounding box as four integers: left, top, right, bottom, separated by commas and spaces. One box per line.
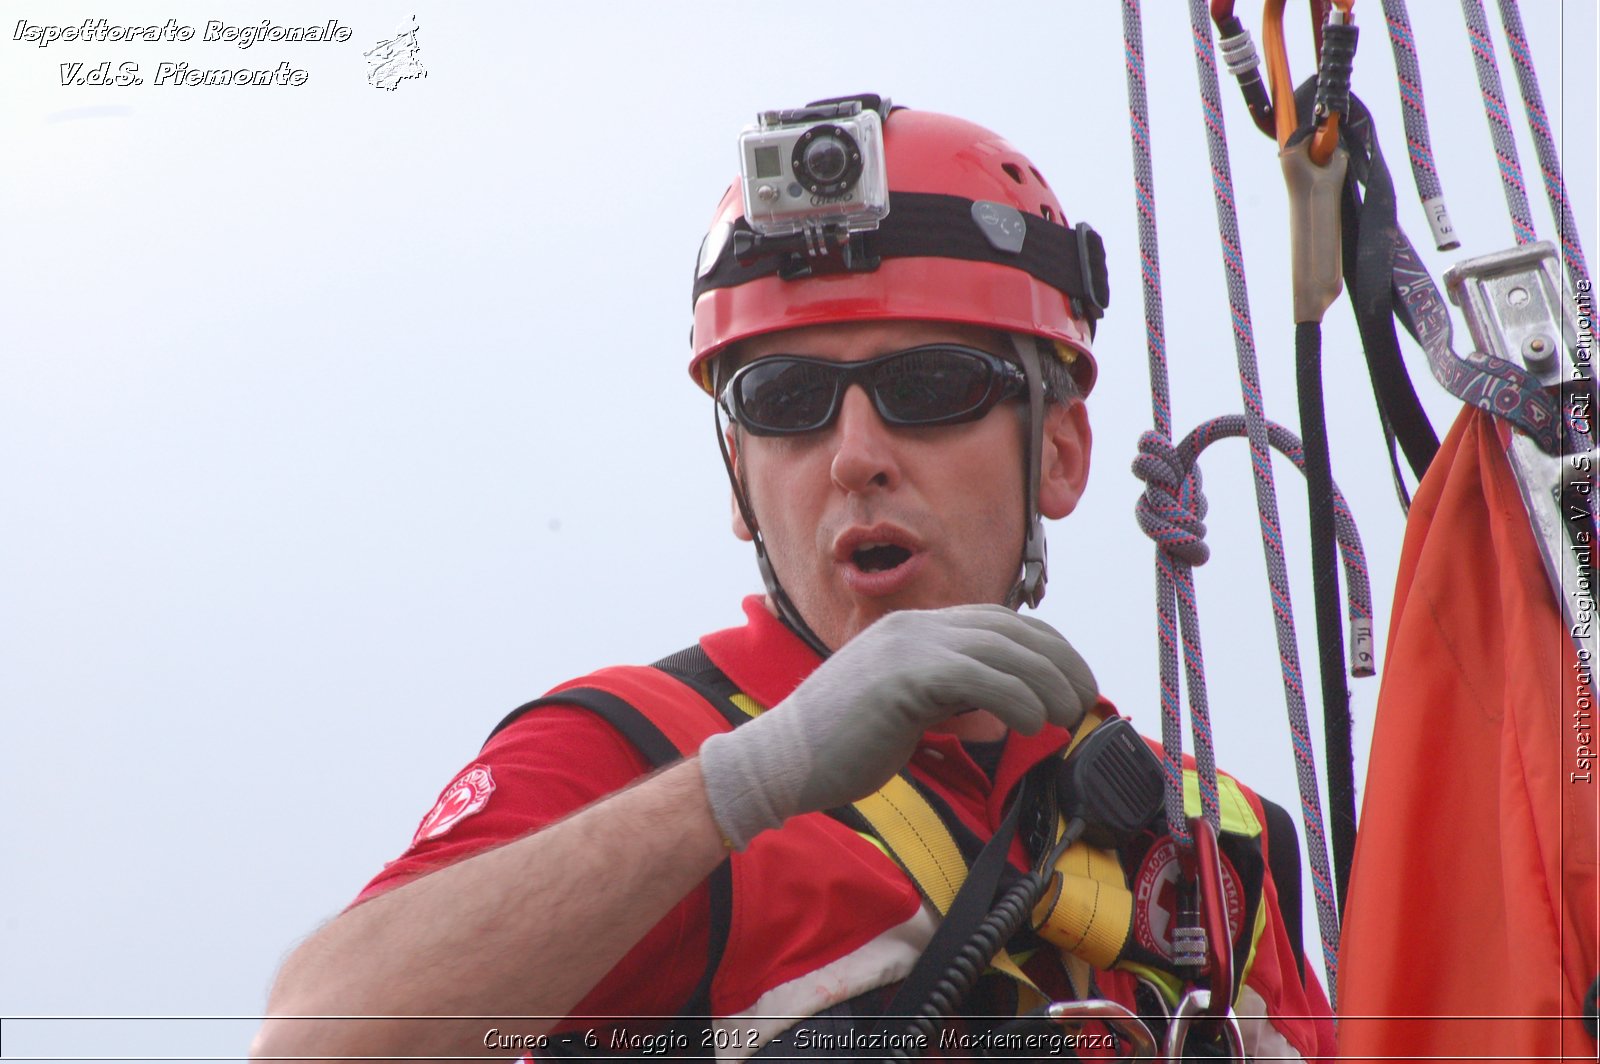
738, 97, 890, 238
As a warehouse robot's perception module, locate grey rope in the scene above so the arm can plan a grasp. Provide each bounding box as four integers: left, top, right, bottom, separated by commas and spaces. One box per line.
1184, 0, 1342, 1003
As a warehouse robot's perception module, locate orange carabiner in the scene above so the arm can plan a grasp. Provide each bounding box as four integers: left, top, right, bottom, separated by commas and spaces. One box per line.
1261, 0, 1352, 164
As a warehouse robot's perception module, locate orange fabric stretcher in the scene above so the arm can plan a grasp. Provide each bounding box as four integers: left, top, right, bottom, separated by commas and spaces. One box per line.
1338, 407, 1597, 1061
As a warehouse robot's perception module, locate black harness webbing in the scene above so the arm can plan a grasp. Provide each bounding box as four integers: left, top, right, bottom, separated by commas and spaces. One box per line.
1260, 796, 1307, 983
650, 644, 751, 729
489, 687, 681, 764
1328, 87, 1443, 499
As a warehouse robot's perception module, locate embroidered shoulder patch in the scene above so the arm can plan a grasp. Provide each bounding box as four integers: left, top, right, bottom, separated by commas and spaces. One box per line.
1132, 835, 1246, 961
412, 764, 496, 845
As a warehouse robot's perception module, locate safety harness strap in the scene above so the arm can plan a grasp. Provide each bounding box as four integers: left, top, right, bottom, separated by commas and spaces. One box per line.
494, 647, 1289, 1032
873, 782, 1033, 1031
654, 646, 972, 908
489, 687, 679, 763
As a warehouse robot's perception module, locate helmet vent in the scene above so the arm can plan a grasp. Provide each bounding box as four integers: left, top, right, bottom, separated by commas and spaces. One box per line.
1029, 166, 1050, 189
1040, 204, 1056, 222
1001, 162, 1025, 184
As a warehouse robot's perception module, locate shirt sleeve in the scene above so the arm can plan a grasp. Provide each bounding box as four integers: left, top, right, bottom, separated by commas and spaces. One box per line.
350, 703, 712, 1023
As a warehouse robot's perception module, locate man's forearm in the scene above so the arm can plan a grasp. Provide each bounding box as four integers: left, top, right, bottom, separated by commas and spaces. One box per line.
251, 758, 728, 1061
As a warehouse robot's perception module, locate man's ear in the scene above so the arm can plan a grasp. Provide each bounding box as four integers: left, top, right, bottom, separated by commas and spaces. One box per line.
1038, 399, 1092, 519
727, 426, 754, 541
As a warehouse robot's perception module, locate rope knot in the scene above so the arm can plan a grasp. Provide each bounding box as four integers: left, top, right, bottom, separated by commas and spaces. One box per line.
1132, 431, 1211, 566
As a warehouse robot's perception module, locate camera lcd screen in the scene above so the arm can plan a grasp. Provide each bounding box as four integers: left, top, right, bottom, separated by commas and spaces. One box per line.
753, 146, 782, 179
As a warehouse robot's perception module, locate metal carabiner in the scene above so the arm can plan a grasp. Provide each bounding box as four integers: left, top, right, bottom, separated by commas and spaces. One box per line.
1046, 999, 1158, 1061
1209, 0, 1278, 138
1162, 988, 1248, 1060
1261, 0, 1354, 164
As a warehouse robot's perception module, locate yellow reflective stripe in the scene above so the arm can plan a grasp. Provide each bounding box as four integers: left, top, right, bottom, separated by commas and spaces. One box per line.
1182, 771, 1262, 837
1120, 960, 1184, 1006
1238, 874, 1269, 997
855, 831, 892, 860
1176, 767, 1268, 1000
728, 692, 763, 719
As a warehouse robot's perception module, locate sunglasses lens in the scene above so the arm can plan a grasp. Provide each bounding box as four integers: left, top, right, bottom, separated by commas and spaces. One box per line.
729, 346, 1013, 434
875, 348, 996, 424
734, 359, 840, 432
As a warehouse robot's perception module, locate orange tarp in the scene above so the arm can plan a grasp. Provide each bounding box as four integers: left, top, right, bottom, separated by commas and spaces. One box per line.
1337, 407, 1597, 1061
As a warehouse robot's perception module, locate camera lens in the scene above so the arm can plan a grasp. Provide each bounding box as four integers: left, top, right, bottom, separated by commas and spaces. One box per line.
801, 137, 849, 184
791, 124, 863, 197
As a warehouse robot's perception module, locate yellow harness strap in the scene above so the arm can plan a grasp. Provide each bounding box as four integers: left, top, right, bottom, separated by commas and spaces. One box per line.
729, 692, 1080, 1009
1032, 841, 1134, 969
851, 777, 1047, 1009
851, 780, 968, 912
736, 694, 1272, 1014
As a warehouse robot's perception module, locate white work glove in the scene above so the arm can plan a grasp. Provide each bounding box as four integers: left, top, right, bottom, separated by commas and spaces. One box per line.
699, 604, 1098, 849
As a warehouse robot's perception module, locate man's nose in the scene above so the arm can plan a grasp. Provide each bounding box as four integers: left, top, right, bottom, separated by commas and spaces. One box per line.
829, 384, 901, 493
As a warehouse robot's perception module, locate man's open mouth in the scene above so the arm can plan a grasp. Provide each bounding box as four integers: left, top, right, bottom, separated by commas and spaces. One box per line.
852, 543, 913, 572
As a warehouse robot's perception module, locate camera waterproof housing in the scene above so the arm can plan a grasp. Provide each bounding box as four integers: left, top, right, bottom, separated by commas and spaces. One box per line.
738, 97, 890, 238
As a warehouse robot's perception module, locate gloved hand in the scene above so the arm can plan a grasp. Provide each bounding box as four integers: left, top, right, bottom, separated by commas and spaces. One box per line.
699, 604, 1098, 849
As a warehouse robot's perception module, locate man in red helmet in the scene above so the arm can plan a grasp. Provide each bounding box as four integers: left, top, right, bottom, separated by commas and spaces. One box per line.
254, 98, 1336, 1061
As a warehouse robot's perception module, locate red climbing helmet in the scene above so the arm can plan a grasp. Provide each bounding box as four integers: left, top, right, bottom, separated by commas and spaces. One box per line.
689, 102, 1107, 395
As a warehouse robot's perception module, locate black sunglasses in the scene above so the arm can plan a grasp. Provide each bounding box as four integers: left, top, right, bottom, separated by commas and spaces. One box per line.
719, 345, 1028, 437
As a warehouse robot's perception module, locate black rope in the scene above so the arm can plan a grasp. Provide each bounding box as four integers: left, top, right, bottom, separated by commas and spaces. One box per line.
1294, 321, 1357, 914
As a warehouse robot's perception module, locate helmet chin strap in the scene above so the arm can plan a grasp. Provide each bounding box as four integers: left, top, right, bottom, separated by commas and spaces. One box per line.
712, 390, 835, 659
1007, 334, 1049, 610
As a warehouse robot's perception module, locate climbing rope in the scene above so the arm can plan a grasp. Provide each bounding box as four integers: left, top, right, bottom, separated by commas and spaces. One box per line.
1119, 0, 1218, 844
1377, 0, 1459, 250
1182, 0, 1342, 996
1458, 0, 1538, 246
1121, 0, 1349, 1006
1490, 0, 1591, 294
1139, 413, 1375, 668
